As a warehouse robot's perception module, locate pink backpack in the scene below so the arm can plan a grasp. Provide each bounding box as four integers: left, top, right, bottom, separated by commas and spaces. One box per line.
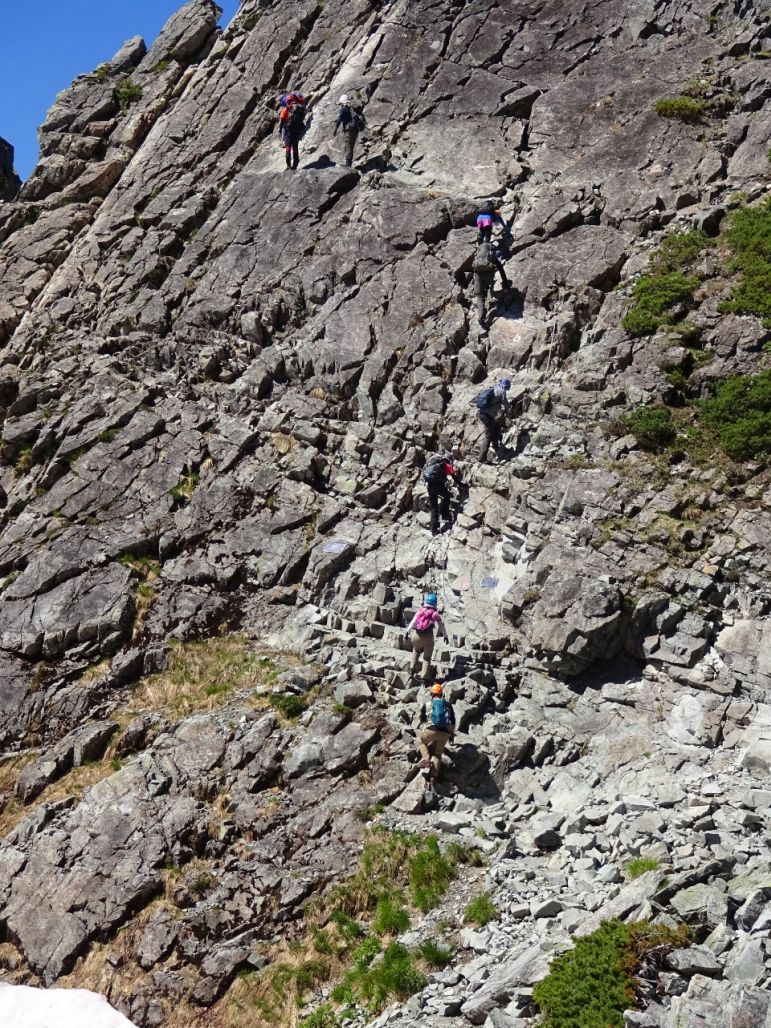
414, 606, 439, 633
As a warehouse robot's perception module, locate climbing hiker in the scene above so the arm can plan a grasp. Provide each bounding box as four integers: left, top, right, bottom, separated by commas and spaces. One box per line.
407, 593, 449, 681
278, 91, 307, 170
422, 452, 458, 536
476, 377, 511, 462
418, 683, 456, 783
473, 240, 511, 327
476, 199, 508, 244
333, 93, 366, 168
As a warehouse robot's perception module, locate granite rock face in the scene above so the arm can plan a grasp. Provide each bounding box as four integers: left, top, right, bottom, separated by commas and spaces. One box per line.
0, 138, 21, 201
0, 0, 770, 1026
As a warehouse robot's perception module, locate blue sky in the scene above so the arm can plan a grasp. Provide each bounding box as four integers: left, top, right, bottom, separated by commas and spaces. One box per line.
0, 0, 240, 181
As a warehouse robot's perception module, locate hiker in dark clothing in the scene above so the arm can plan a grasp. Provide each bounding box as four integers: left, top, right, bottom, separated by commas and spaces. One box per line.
418, 683, 456, 783
473, 241, 511, 326
333, 94, 365, 168
476, 378, 511, 462
421, 453, 458, 535
281, 101, 306, 170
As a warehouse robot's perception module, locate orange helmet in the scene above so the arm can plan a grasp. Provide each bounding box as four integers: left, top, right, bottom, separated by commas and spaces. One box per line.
430, 683, 444, 696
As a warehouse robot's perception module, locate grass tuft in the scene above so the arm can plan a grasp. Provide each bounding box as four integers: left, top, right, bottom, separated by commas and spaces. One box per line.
654, 96, 710, 121
625, 857, 661, 880
464, 893, 498, 927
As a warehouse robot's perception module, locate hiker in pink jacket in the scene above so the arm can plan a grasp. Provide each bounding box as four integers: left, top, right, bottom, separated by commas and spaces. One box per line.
407, 593, 449, 680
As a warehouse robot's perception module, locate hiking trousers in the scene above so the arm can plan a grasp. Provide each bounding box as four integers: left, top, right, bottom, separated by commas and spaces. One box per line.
285, 140, 300, 169
474, 269, 495, 324
419, 727, 451, 780
342, 127, 358, 167
410, 630, 434, 679
427, 479, 451, 535
478, 410, 502, 460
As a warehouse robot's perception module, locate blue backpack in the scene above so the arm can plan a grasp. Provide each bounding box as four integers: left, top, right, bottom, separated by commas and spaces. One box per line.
476, 387, 495, 411
430, 697, 450, 731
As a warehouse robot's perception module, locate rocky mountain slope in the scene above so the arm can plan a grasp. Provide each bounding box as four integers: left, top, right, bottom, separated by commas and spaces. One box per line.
0, 0, 770, 1025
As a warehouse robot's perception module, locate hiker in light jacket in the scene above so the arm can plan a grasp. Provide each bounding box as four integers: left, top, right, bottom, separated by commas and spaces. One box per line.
407, 593, 449, 680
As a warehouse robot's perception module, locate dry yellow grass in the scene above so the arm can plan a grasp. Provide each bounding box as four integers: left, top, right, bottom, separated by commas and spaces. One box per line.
0, 759, 120, 837
130, 635, 278, 719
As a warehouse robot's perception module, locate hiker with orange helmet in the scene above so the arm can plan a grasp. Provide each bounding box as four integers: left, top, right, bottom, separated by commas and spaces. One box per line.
277, 90, 307, 170
406, 593, 449, 681
418, 683, 456, 783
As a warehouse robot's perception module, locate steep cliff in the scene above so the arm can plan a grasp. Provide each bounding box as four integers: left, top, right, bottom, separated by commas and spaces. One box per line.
0, 0, 770, 1026
0, 137, 21, 201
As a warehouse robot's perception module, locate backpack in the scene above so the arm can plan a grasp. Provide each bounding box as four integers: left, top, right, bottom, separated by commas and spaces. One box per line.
280, 92, 305, 109
287, 104, 306, 134
473, 243, 495, 273
414, 606, 438, 633
476, 213, 493, 230
430, 696, 450, 731
475, 386, 495, 411
340, 105, 366, 132
422, 455, 445, 484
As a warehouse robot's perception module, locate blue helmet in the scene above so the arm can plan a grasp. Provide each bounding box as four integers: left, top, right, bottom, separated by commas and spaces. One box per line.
498, 378, 511, 391
425, 593, 438, 607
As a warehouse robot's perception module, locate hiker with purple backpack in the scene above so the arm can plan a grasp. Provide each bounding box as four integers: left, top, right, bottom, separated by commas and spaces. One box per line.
406, 593, 449, 681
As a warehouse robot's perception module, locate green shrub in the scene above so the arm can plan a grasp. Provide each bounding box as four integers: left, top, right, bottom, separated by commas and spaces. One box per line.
372, 896, 410, 936
533, 920, 692, 1028
464, 893, 498, 927
656, 230, 711, 269
655, 96, 710, 121
622, 230, 711, 337
269, 692, 308, 720
417, 938, 453, 968
622, 270, 700, 335
717, 197, 771, 325
114, 77, 143, 112
625, 857, 661, 880
625, 406, 676, 450
698, 370, 771, 460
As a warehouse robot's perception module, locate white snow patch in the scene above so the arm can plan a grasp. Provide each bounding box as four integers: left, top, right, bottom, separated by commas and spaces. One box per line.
0, 984, 138, 1028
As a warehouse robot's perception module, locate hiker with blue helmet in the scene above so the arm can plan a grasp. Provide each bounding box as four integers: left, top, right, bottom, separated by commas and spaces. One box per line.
418, 682, 456, 783
475, 378, 511, 462
406, 593, 449, 681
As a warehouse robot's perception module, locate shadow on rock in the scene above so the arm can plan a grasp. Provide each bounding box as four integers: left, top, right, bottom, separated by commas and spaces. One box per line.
443, 740, 501, 800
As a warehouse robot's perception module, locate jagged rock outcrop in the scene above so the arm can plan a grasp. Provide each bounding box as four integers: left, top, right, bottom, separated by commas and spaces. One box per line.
0, 0, 770, 1025
0, 138, 20, 201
